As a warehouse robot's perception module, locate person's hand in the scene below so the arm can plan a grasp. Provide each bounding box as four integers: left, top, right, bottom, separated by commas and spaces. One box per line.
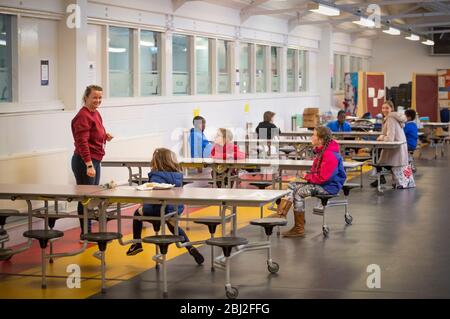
377, 135, 384, 141
301, 172, 308, 180
106, 133, 114, 142
87, 166, 96, 177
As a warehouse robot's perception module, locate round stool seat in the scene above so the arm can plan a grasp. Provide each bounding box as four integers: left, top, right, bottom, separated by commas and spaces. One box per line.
194, 217, 222, 234
81, 232, 122, 243
206, 236, 248, 248
0, 209, 20, 215
143, 235, 184, 255
23, 229, 64, 249
250, 218, 287, 227
24, 229, 64, 241
342, 183, 360, 196
311, 193, 338, 206
249, 182, 272, 190
81, 232, 122, 251
143, 235, 184, 245
279, 147, 295, 155
351, 155, 371, 162
206, 237, 248, 257
0, 248, 13, 261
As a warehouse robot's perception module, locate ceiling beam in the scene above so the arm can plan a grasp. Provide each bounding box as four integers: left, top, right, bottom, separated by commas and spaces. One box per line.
172, 0, 197, 11
240, 0, 271, 23
410, 21, 450, 28
288, 11, 312, 32
386, 11, 450, 19
297, 17, 356, 26
418, 28, 450, 34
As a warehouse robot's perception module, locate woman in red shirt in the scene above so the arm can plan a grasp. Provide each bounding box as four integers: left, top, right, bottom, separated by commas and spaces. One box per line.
71, 85, 113, 237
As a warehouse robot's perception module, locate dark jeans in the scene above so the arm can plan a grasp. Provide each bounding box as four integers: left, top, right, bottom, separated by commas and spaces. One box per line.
71, 154, 101, 234
133, 207, 191, 250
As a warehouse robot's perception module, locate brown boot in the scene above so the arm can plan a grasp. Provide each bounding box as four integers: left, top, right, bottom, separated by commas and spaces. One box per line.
282, 211, 305, 237
269, 199, 292, 218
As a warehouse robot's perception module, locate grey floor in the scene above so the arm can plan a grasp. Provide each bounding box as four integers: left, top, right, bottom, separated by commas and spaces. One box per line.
92, 146, 450, 299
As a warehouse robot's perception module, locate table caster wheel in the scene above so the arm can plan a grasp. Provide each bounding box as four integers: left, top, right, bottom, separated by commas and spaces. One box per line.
225, 287, 239, 299
268, 261, 279, 274
322, 226, 329, 237
345, 214, 353, 225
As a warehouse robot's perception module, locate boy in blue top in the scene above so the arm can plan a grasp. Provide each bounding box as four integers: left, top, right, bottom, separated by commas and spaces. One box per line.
327, 110, 352, 132
404, 109, 418, 152
189, 116, 212, 158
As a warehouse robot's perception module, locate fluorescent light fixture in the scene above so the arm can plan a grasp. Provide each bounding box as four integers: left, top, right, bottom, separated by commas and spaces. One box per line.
308, 3, 340, 16
382, 27, 400, 35
0, 40, 6, 46
421, 39, 434, 45
140, 40, 155, 47
108, 47, 126, 53
405, 34, 420, 41
352, 17, 375, 28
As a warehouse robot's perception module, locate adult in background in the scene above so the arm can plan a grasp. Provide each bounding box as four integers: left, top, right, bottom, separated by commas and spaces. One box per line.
371, 101, 414, 189
71, 85, 113, 238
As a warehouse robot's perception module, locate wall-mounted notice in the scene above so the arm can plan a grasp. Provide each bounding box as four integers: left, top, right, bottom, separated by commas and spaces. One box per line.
41, 60, 49, 86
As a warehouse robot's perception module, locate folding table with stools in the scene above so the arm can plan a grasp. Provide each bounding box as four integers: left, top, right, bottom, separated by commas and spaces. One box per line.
87, 186, 289, 299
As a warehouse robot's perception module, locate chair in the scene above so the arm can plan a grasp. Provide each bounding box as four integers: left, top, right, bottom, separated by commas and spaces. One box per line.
23, 229, 64, 288
205, 237, 248, 299
80, 232, 122, 293
142, 235, 184, 298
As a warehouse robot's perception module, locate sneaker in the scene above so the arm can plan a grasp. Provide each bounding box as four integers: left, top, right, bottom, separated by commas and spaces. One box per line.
126, 243, 143, 256
188, 247, 204, 265
93, 250, 102, 260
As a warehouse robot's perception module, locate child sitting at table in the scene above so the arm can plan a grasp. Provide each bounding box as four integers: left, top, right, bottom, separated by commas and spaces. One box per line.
273, 126, 346, 237
189, 115, 212, 158
126, 148, 204, 265
210, 128, 245, 188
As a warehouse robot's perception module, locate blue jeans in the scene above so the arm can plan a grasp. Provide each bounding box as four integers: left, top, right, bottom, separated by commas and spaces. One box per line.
71, 154, 101, 233
133, 205, 191, 248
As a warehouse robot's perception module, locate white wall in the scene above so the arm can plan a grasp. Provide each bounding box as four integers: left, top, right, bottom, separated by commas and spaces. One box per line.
371, 35, 450, 88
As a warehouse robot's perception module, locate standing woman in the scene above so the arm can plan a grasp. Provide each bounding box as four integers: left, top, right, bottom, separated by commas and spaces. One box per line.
371, 101, 412, 188
71, 85, 113, 237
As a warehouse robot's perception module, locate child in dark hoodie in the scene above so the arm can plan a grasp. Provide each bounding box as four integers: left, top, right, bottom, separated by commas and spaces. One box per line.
126, 148, 204, 265
273, 126, 346, 237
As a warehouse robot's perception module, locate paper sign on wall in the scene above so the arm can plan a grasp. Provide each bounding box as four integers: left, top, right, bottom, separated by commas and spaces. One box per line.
244, 102, 250, 113
368, 87, 375, 98
373, 98, 378, 107
377, 89, 385, 99
193, 107, 200, 117
41, 60, 49, 86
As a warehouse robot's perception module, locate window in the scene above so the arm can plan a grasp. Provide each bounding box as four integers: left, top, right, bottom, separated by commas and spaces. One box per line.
240, 43, 251, 93
286, 48, 295, 92
271, 47, 280, 92
255, 45, 266, 93
0, 14, 13, 102
350, 56, 362, 72
109, 26, 133, 97
196, 37, 211, 94
140, 30, 160, 96
298, 50, 307, 92
333, 54, 345, 92
217, 39, 230, 94
173, 34, 190, 95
